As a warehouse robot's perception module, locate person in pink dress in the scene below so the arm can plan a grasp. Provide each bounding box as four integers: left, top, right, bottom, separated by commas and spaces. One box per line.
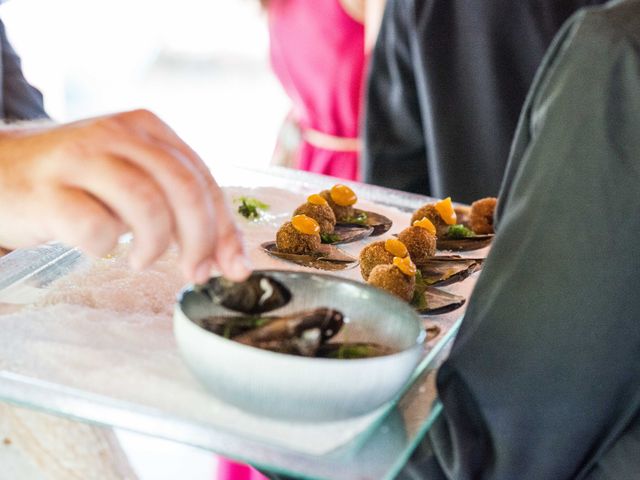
267, 0, 375, 181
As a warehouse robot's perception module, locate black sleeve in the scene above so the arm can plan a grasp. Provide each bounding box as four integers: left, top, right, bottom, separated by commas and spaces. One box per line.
0, 19, 48, 121
427, 6, 640, 480
362, 0, 429, 195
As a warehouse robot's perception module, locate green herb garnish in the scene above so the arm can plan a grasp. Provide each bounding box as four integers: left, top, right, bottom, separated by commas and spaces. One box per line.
344, 211, 368, 225
411, 270, 430, 310
335, 344, 376, 359
236, 197, 269, 220
446, 224, 475, 239
411, 289, 429, 310
320, 232, 341, 244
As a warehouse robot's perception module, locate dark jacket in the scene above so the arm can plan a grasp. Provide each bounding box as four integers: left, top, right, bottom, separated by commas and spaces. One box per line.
0, 18, 47, 120
402, 1, 640, 478
363, 0, 607, 203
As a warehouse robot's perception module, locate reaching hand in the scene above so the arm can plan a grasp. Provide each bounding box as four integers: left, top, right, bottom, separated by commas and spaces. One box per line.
0, 109, 251, 283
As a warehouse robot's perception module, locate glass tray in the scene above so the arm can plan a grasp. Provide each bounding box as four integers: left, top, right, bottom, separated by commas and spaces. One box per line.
0, 166, 474, 480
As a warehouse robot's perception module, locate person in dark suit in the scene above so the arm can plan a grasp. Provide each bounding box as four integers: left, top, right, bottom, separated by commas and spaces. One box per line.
363, 0, 607, 203
0, 18, 249, 283
397, 0, 640, 477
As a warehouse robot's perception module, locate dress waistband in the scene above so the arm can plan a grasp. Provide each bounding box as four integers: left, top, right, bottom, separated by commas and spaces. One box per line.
302, 128, 361, 153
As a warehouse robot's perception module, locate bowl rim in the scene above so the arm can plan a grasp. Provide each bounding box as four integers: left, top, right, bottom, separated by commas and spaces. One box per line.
175, 269, 426, 363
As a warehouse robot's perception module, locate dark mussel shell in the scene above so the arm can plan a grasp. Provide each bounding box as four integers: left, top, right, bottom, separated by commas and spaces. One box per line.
233, 307, 344, 357
195, 315, 269, 339
261, 242, 358, 271
322, 224, 374, 245
436, 234, 494, 252
413, 286, 466, 315
197, 272, 292, 315
316, 342, 396, 359
416, 256, 484, 287
338, 209, 393, 237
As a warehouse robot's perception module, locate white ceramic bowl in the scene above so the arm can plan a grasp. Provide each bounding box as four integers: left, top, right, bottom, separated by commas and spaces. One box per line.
174, 270, 425, 421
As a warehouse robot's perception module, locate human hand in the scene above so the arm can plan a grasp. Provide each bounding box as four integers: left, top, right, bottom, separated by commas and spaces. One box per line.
0, 109, 250, 282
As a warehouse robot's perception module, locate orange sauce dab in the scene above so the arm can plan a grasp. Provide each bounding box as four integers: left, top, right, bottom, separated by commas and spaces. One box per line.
292, 215, 320, 235
413, 217, 437, 235
307, 194, 328, 205
330, 184, 357, 207
434, 197, 457, 225
384, 238, 408, 258
393, 256, 417, 277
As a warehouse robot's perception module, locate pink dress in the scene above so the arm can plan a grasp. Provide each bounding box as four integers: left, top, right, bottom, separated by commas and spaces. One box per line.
268, 0, 366, 181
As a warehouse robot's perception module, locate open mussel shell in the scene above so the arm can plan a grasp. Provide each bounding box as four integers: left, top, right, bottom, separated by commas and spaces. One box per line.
196, 272, 292, 315
261, 241, 358, 271
232, 307, 344, 357
425, 324, 441, 342
436, 234, 494, 252
197, 308, 346, 357
325, 224, 374, 245
338, 209, 392, 236
414, 287, 466, 315
416, 256, 484, 287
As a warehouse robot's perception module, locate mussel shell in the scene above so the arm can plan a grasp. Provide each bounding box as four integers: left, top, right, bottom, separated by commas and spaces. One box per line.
232, 308, 345, 357
414, 287, 466, 315
195, 315, 268, 338
233, 307, 343, 343
415, 257, 484, 287
323, 224, 374, 245
316, 342, 396, 359
436, 234, 494, 252
261, 242, 358, 271
197, 272, 292, 315
337, 209, 393, 237
425, 324, 441, 342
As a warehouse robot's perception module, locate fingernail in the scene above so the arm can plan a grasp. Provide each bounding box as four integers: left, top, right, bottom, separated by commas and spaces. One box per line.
193, 260, 213, 284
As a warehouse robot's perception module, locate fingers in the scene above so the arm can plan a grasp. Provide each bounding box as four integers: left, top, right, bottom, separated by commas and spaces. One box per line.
45, 188, 124, 258
104, 133, 220, 281
62, 155, 173, 271
112, 110, 251, 280
33, 110, 249, 282
210, 194, 251, 281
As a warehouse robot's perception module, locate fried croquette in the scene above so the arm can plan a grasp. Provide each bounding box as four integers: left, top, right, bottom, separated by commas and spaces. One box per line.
368, 264, 416, 302
276, 221, 321, 254
319, 190, 355, 222
469, 197, 497, 234
410, 204, 449, 237
293, 202, 336, 234
397, 226, 437, 264
359, 241, 395, 281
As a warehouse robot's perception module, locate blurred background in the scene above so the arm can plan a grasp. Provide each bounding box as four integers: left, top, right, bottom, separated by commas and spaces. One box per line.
1, 0, 289, 171
1, 0, 290, 478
